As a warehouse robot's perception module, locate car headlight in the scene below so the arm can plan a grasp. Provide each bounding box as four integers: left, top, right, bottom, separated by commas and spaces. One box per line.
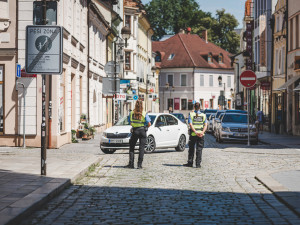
222, 127, 230, 132
102, 132, 107, 138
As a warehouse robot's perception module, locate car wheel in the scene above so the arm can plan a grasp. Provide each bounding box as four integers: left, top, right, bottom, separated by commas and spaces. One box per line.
101, 149, 116, 154
175, 134, 186, 152
145, 135, 156, 153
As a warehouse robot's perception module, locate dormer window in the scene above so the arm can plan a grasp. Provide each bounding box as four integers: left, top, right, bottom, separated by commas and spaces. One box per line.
208, 52, 212, 63
168, 53, 175, 60
219, 53, 223, 64
155, 51, 161, 62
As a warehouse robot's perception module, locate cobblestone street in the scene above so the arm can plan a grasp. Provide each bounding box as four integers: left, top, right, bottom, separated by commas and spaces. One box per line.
21, 135, 300, 225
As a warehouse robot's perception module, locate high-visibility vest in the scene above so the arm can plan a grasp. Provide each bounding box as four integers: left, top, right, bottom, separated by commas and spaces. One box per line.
130, 111, 146, 128
190, 112, 206, 136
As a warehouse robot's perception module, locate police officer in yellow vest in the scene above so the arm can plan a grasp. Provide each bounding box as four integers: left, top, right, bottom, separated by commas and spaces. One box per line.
126, 99, 151, 169
183, 102, 208, 168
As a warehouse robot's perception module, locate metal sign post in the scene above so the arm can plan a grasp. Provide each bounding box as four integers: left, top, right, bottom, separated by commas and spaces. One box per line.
240, 70, 257, 147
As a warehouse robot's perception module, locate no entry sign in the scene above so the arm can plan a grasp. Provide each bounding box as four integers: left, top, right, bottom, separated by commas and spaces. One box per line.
240, 70, 257, 88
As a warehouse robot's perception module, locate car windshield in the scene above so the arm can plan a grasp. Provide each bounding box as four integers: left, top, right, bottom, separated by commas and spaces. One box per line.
216, 111, 224, 118
222, 114, 248, 123
226, 110, 247, 114
115, 116, 130, 126
205, 109, 217, 113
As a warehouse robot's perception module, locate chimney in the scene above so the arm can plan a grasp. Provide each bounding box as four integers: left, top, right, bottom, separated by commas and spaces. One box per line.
202, 30, 208, 43
179, 28, 185, 34
186, 27, 191, 34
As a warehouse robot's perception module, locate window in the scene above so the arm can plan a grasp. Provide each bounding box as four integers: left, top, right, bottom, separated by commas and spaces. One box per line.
296, 15, 299, 49
290, 18, 293, 51
125, 51, 131, 70
167, 98, 174, 112
168, 53, 175, 60
199, 99, 204, 109
188, 100, 193, 110
156, 115, 166, 126
125, 15, 131, 29
276, 15, 280, 32
59, 70, 66, 132
181, 74, 187, 86
155, 51, 161, 62
208, 53, 212, 63
0, 65, 3, 134
165, 115, 178, 125
210, 99, 214, 109
209, 75, 213, 87
218, 53, 223, 63
227, 76, 231, 88
181, 99, 187, 110
167, 74, 173, 87
200, 75, 204, 86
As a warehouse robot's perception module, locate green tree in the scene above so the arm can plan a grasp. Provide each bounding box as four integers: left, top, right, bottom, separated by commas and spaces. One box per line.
145, 0, 207, 40
210, 9, 240, 54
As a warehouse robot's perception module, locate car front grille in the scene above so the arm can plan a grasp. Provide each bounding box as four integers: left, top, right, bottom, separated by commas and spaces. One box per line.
230, 128, 248, 132
106, 133, 129, 138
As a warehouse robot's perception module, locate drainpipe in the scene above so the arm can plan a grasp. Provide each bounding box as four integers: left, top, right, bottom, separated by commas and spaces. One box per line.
87, 0, 91, 123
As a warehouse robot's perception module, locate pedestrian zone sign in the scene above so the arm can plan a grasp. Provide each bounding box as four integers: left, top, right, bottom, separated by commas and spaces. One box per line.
25, 25, 63, 74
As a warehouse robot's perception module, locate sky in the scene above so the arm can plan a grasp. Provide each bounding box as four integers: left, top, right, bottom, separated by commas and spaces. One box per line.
141, 0, 245, 29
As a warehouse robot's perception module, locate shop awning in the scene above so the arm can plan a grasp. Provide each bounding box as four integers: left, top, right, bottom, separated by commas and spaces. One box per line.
294, 84, 300, 91
274, 75, 300, 91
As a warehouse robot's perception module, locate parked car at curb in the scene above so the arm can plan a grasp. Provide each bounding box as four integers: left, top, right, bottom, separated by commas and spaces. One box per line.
215, 113, 258, 144
100, 113, 189, 154
207, 113, 216, 133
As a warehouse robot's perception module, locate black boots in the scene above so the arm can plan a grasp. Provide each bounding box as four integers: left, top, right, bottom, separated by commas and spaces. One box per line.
183, 163, 193, 167
137, 162, 142, 169
125, 163, 134, 169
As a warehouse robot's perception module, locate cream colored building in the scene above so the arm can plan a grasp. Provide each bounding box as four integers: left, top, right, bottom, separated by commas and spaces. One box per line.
286, 0, 300, 136
272, 0, 287, 134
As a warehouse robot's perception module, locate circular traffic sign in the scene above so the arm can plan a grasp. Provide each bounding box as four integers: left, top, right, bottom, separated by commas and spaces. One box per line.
133, 95, 138, 100
240, 70, 257, 88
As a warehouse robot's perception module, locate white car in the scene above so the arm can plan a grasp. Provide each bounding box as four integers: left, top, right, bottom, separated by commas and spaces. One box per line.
100, 113, 189, 154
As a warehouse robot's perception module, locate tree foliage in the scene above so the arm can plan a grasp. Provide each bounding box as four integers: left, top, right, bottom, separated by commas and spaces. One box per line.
145, 0, 240, 54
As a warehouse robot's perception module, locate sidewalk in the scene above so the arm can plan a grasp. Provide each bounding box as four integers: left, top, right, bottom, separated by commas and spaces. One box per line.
258, 131, 300, 148
256, 131, 300, 217
0, 135, 104, 225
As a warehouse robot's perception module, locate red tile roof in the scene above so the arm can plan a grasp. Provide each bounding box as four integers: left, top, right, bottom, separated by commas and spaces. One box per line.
152, 33, 233, 69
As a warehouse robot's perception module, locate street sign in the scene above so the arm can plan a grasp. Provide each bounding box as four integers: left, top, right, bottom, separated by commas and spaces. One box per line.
25, 25, 63, 74
133, 95, 138, 100
114, 93, 126, 101
16, 64, 21, 78
240, 70, 257, 88
104, 61, 120, 76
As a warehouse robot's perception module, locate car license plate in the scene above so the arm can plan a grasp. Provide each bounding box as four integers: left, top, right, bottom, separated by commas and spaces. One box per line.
109, 139, 123, 143
234, 133, 245, 137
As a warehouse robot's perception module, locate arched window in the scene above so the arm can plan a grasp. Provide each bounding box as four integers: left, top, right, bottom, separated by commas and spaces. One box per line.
219, 53, 223, 63
155, 51, 161, 62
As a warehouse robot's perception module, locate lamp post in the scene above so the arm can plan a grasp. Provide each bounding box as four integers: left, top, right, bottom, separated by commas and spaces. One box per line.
218, 76, 226, 109
230, 88, 234, 109
112, 26, 131, 124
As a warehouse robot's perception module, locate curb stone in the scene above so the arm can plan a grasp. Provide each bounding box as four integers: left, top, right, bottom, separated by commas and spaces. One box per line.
255, 172, 300, 217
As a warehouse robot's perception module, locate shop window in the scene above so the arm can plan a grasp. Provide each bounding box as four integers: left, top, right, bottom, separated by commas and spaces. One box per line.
210, 99, 214, 109
199, 99, 204, 110
188, 100, 193, 110
181, 99, 187, 110
167, 98, 173, 112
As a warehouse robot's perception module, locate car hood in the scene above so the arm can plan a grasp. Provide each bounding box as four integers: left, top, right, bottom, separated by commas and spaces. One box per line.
104, 125, 131, 133
222, 122, 255, 129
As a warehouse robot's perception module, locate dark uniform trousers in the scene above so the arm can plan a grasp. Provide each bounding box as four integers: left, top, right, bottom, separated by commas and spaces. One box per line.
188, 135, 204, 166
129, 127, 147, 166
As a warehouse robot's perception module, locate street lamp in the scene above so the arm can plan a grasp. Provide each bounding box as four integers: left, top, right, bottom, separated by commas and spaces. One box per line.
218, 76, 226, 109
112, 26, 131, 123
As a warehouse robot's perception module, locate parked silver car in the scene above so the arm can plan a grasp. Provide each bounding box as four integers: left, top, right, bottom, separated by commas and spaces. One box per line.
215, 113, 258, 144
207, 114, 216, 132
